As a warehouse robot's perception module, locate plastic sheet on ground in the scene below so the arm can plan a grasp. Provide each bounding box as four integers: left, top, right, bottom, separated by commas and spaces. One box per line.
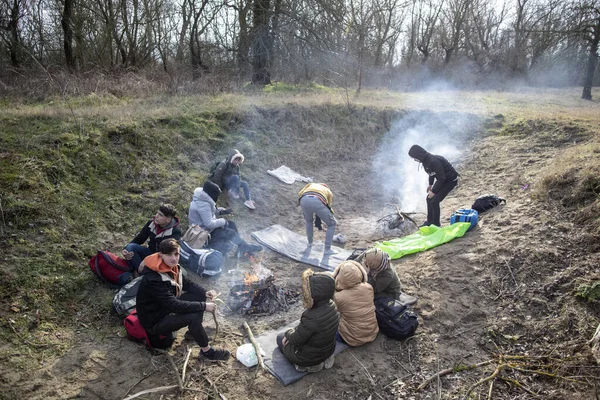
267, 165, 313, 185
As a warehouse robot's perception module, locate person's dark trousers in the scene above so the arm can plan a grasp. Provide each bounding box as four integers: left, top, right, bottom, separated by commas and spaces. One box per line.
208, 221, 244, 254
150, 292, 209, 347
224, 175, 251, 200
426, 179, 458, 226
276, 332, 286, 352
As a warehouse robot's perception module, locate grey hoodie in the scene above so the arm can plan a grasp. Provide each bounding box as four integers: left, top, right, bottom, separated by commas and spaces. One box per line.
188, 188, 227, 232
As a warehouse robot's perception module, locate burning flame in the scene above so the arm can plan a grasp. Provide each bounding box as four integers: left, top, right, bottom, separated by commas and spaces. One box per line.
244, 272, 260, 285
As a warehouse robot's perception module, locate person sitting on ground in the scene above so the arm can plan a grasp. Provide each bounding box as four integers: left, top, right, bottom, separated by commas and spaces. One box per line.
332, 260, 379, 346
356, 248, 402, 300
298, 182, 337, 254
210, 149, 256, 209
135, 239, 230, 360
277, 268, 339, 372
408, 144, 459, 227
122, 204, 181, 272
189, 181, 262, 257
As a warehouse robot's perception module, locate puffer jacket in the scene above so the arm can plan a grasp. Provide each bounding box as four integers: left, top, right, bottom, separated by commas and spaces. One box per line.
136, 253, 207, 331
131, 217, 181, 253
282, 269, 339, 367
408, 145, 458, 193
188, 188, 227, 232
211, 149, 244, 190
333, 261, 378, 346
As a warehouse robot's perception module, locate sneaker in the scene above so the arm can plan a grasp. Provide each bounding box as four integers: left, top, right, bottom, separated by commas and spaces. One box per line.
324, 355, 335, 369
200, 348, 230, 361
332, 234, 346, 244
418, 222, 430, 228
244, 200, 256, 209
228, 190, 240, 200
295, 362, 323, 373
238, 244, 263, 258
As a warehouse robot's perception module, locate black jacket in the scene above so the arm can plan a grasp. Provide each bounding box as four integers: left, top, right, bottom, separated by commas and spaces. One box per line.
136, 267, 206, 330
131, 217, 182, 253
408, 145, 458, 193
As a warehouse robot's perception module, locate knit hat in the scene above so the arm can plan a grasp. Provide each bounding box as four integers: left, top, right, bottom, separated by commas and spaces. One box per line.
360, 248, 390, 276
203, 180, 221, 202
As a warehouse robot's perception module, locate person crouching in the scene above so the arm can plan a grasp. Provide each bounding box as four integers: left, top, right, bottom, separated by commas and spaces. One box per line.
136, 238, 230, 361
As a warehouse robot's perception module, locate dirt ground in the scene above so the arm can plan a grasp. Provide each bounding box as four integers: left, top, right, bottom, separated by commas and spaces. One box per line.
6, 109, 600, 400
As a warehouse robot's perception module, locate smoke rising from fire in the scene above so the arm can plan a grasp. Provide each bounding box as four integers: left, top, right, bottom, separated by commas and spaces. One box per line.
372, 107, 478, 214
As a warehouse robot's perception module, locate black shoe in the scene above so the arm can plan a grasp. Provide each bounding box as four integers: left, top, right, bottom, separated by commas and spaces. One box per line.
238, 244, 263, 258
200, 348, 230, 361
418, 222, 430, 228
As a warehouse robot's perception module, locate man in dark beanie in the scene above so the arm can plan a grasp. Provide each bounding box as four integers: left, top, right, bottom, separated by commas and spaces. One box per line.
122, 203, 182, 271
408, 145, 459, 227
187, 181, 262, 257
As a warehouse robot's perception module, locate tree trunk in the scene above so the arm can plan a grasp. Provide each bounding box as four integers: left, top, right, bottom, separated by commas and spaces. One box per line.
591, 322, 600, 364
251, 0, 271, 85
61, 0, 76, 70
582, 16, 600, 100
8, 0, 21, 67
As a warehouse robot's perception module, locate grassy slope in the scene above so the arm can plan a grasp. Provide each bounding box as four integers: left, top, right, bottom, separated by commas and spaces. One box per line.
0, 87, 598, 379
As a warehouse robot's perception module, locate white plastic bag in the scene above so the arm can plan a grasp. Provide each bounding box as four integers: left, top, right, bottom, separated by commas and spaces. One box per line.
236, 343, 261, 367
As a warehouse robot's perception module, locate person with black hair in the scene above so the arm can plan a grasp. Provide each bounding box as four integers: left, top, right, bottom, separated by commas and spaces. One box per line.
122, 204, 182, 271
188, 181, 262, 257
408, 145, 459, 227
136, 239, 230, 360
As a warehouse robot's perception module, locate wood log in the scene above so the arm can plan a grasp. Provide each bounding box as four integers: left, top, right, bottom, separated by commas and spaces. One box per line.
243, 321, 266, 373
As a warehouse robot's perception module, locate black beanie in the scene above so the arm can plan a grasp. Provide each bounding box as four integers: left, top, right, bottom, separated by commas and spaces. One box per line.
203, 180, 221, 202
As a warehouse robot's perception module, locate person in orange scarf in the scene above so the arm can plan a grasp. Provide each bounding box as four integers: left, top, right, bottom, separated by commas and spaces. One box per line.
136, 239, 230, 360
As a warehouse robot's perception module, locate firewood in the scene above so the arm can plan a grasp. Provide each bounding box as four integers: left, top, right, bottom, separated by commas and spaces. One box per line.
242, 321, 266, 374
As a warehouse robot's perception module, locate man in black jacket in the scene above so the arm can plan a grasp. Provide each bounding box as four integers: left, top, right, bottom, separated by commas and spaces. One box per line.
136, 239, 230, 360
122, 204, 182, 271
408, 145, 459, 227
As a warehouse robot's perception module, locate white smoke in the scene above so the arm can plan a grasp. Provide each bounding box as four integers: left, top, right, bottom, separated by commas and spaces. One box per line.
372, 110, 475, 213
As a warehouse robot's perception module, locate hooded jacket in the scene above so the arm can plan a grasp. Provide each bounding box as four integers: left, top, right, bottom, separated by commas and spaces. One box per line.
333, 261, 379, 346
136, 253, 207, 330
357, 248, 403, 300
131, 216, 182, 252
188, 187, 227, 232
211, 149, 244, 190
282, 269, 339, 367
408, 145, 458, 194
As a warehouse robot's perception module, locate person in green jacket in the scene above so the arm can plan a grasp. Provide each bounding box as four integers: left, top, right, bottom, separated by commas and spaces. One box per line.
277, 269, 339, 372
356, 248, 402, 300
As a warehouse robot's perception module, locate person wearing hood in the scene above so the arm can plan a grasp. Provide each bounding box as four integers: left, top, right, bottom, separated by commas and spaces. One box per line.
136, 239, 230, 360
332, 260, 379, 346
277, 269, 339, 372
210, 149, 256, 209
408, 145, 459, 227
356, 248, 402, 300
122, 204, 182, 271
298, 182, 337, 254
188, 181, 262, 257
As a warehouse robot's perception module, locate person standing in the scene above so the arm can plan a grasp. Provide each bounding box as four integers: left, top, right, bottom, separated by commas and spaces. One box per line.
136, 239, 230, 360
122, 204, 182, 271
408, 145, 459, 227
298, 183, 337, 254
210, 149, 256, 209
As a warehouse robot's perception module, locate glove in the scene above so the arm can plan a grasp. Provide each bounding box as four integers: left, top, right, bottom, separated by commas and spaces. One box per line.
219, 208, 233, 215
315, 216, 323, 231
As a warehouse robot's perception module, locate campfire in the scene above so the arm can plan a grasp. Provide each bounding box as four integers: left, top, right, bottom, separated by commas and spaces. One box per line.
229, 261, 298, 315
377, 204, 418, 234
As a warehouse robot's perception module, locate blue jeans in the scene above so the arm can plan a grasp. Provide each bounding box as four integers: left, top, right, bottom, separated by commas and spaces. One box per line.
124, 243, 152, 270
224, 175, 250, 200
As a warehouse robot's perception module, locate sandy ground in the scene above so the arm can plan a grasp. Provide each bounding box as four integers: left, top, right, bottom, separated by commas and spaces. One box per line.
6, 113, 600, 400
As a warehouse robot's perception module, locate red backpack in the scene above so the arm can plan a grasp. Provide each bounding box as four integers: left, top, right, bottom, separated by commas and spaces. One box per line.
124, 310, 173, 350
89, 250, 133, 287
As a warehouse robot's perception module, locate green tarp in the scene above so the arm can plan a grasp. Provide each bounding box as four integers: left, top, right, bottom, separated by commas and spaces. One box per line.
375, 222, 471, 260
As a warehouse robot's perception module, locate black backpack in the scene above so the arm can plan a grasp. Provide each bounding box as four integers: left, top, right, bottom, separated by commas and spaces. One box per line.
471, 194, 506, 214
208, 159, 224, 180
375, 297, 419, 340
112, 276, 143, 317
